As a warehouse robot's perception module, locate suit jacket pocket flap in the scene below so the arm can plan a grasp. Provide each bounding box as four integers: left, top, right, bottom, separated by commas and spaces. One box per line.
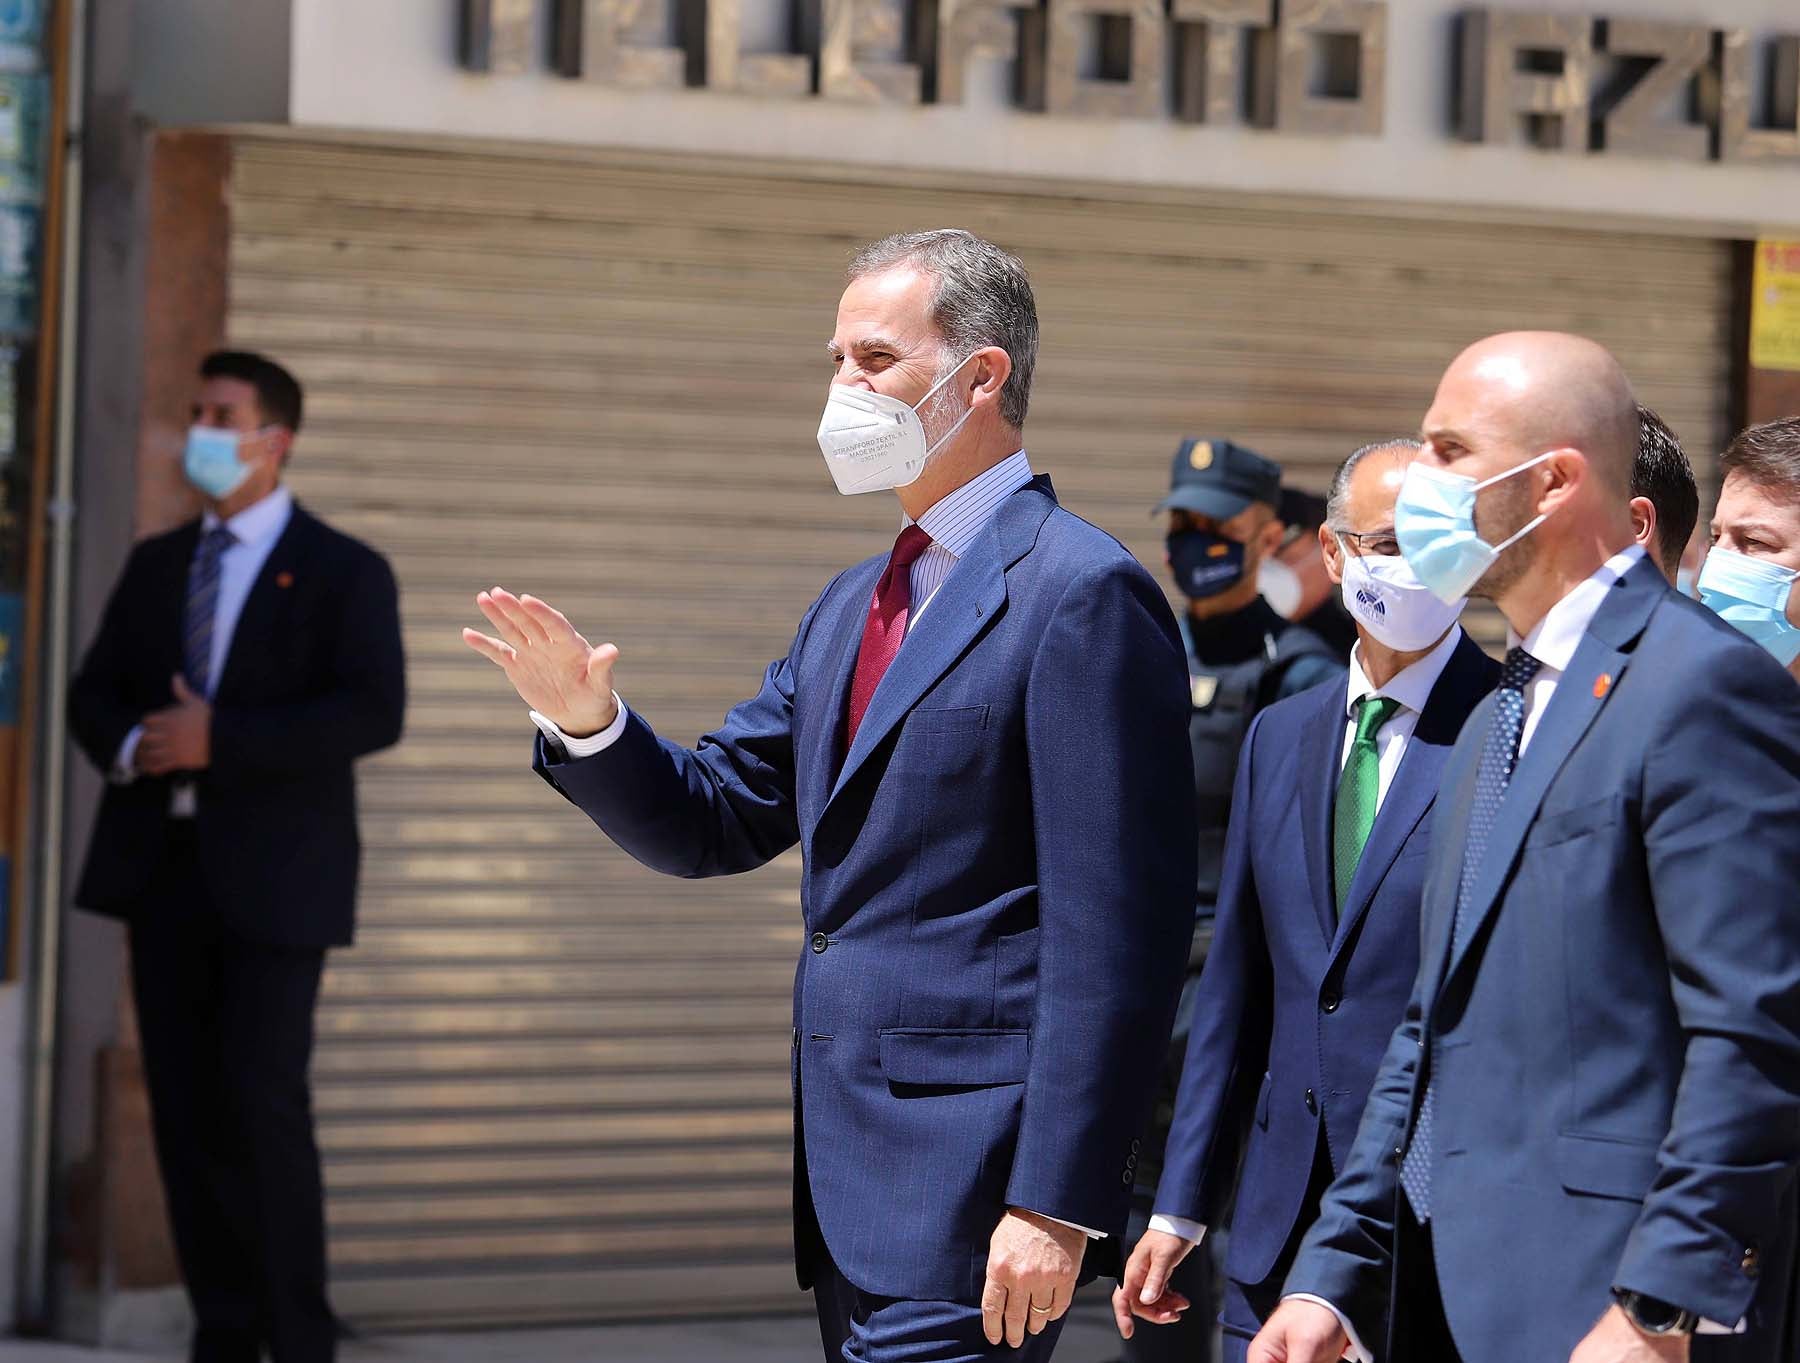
1526, 793, 1625, 849
1556, 1132, 1660, 1201
878, 1028, 1027, 1086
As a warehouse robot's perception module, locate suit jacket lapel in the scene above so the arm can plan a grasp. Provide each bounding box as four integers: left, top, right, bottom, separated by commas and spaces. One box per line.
1442, 563, 1663, 987
1418, 717, 1482, 1007
214, 507, 312, 702
1298, 681, 1347, 947
161, 523, 203, 680
825, 478, 1055, 810
1329, 635, 1492, 961
801, 557, 882, 820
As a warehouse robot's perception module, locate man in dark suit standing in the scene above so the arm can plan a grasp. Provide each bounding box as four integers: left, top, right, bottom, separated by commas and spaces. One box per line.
70, 351, 406, 1363
1113, 438, 1498, 1359
1253, 332, 1800, 1363
1628, 405, 1699, 588
463, 229, 1196, 1361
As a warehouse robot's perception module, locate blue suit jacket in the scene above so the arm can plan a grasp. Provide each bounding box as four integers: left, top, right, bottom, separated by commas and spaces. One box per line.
533, 477, 1197, 1302
1287, 560, 1800, 1363
1156, 631, 1498, 1289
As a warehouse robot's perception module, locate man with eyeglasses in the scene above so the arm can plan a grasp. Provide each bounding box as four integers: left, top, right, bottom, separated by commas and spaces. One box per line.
1116, 439, 1497, 1360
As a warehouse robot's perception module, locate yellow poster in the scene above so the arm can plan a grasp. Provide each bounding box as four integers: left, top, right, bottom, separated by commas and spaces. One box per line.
1751, 239, 1800, 373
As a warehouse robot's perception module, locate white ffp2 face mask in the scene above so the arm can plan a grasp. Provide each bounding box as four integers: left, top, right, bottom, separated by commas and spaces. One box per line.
1339, 544, 1467, 652
1258, 555, 1304, 617
815, 355, 977, 496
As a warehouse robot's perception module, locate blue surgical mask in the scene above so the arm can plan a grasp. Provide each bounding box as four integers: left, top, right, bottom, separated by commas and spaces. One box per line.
1168, 530, 1246, 600
1675, 567, 1697, 598
184, 425, 256, 500
1393, 451, 1558, 603
1696, 547, 1800, 666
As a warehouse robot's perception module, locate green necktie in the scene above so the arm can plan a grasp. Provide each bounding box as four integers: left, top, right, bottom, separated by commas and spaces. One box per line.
1332, 695, 1403, 916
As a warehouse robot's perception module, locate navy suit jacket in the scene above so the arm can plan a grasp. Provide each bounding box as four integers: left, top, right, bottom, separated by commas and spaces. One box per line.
70, 505, 406, 948
1287, 560, 1800, 1363
1156, 631, 1498, 1288
533, 476, 1197, 1302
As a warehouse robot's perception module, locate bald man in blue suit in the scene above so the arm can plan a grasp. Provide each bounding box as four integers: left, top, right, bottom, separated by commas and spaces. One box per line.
1257, 334, 1800, 1363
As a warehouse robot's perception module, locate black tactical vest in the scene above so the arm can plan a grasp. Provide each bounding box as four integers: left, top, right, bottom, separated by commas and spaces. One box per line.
1185, 613, 1340, 921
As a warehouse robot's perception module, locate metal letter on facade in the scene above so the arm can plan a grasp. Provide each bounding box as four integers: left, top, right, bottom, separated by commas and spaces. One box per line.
1718, 32, 1800, 165
1169, 0, 1271, 125
1262, 0, 1385, 135
462, 0, 538, 73
819, 0, 923, 103
1460, 8, 1592, 153
1595, 20, 1709, 161
1042, 0, 1164, 118
555, 0, 687, 87
691, 0, 811, 94
925, 0, 1041, 105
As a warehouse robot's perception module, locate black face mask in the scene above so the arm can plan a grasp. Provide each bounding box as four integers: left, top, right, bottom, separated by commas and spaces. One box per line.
1168, 530, 1247, 600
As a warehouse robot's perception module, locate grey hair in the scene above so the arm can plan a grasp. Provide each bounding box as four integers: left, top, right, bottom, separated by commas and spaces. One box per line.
1325, 438, 1424, 531
847, 229, 1039, 431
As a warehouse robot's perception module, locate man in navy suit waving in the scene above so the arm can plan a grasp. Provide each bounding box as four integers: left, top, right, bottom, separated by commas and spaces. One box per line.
463, 230, 1196, 1362
1255, 333, 1800, 1363
1113, 438, 1498, 1359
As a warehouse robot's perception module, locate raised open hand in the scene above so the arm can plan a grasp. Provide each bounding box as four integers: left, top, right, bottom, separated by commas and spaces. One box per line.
462, 587, 620, 738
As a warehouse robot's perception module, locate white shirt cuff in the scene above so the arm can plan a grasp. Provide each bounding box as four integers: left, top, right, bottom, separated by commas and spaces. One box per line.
1146, 1214, 1207, 1244
1025, 1210, 1106, 1240
1284, 1294, 1372, 1363
111, 726, 144, 784
530, 696, 628, 758
1696, 1317, 1745, 1335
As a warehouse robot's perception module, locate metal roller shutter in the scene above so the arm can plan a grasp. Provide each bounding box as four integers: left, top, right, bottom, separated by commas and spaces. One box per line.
220, 131, 1733, 1328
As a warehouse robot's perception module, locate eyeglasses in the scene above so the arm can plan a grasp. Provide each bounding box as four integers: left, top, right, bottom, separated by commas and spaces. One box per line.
1337, 528, 1402, 558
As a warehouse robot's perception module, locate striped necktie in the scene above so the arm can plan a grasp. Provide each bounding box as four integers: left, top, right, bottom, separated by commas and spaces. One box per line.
1400, 646, 1542, 1221
183, 525, 237, 697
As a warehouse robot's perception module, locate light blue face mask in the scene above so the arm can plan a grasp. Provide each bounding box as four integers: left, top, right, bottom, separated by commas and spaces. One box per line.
1696, 547, 1800, 666
1393, 451, 1558, 604
184, 425, 261, 500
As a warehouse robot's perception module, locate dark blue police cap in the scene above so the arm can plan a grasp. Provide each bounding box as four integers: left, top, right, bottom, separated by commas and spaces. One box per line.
1155, 438, 1283, 521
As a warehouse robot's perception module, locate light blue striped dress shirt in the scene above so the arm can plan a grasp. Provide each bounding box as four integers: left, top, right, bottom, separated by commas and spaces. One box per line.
904, 449, 1035, 630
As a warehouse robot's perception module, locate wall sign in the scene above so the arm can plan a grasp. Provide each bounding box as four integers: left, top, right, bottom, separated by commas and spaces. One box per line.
1751, 240, 1800, 373
459, 0, 1800, 165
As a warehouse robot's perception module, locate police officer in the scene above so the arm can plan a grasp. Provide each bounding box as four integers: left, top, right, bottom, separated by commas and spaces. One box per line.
1267, 486, 1357, 662
1120, 438, 1343, 1363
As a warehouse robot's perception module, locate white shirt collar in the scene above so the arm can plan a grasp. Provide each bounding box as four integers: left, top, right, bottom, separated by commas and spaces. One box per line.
202, 484, 294, 551
1346, 625, 1465, 720
1508, 543, 1646, 672
909, 450, 1035, 560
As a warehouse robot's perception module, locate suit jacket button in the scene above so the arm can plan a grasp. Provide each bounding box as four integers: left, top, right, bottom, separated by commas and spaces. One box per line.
811, 933, 829, 954
1131, 1139, 1141, 1154
1321, 992, 1341, 1014
1122, 1170, 1133, 1184
1743, 1247, 1761, 1278
1304, 1088, 1318, 1115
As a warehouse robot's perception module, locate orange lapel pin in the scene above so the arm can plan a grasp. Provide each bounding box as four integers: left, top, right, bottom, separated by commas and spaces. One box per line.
1593, 673, 1612, 699
276, 571, 294, 589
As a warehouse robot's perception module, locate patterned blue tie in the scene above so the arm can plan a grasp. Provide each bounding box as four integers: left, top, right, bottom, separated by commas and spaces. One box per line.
1400, 645, 1543, 1221
183, 526, 237, 696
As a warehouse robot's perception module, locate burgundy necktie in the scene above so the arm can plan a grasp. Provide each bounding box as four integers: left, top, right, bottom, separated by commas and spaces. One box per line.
845, 524, 934, 750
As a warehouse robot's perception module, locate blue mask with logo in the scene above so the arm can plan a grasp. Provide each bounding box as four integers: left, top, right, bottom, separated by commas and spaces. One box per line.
1393, 451, 1557, 604
184, 425, 256, 500
1696, 547, 1800, 666
1168, 530, 1246, 600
